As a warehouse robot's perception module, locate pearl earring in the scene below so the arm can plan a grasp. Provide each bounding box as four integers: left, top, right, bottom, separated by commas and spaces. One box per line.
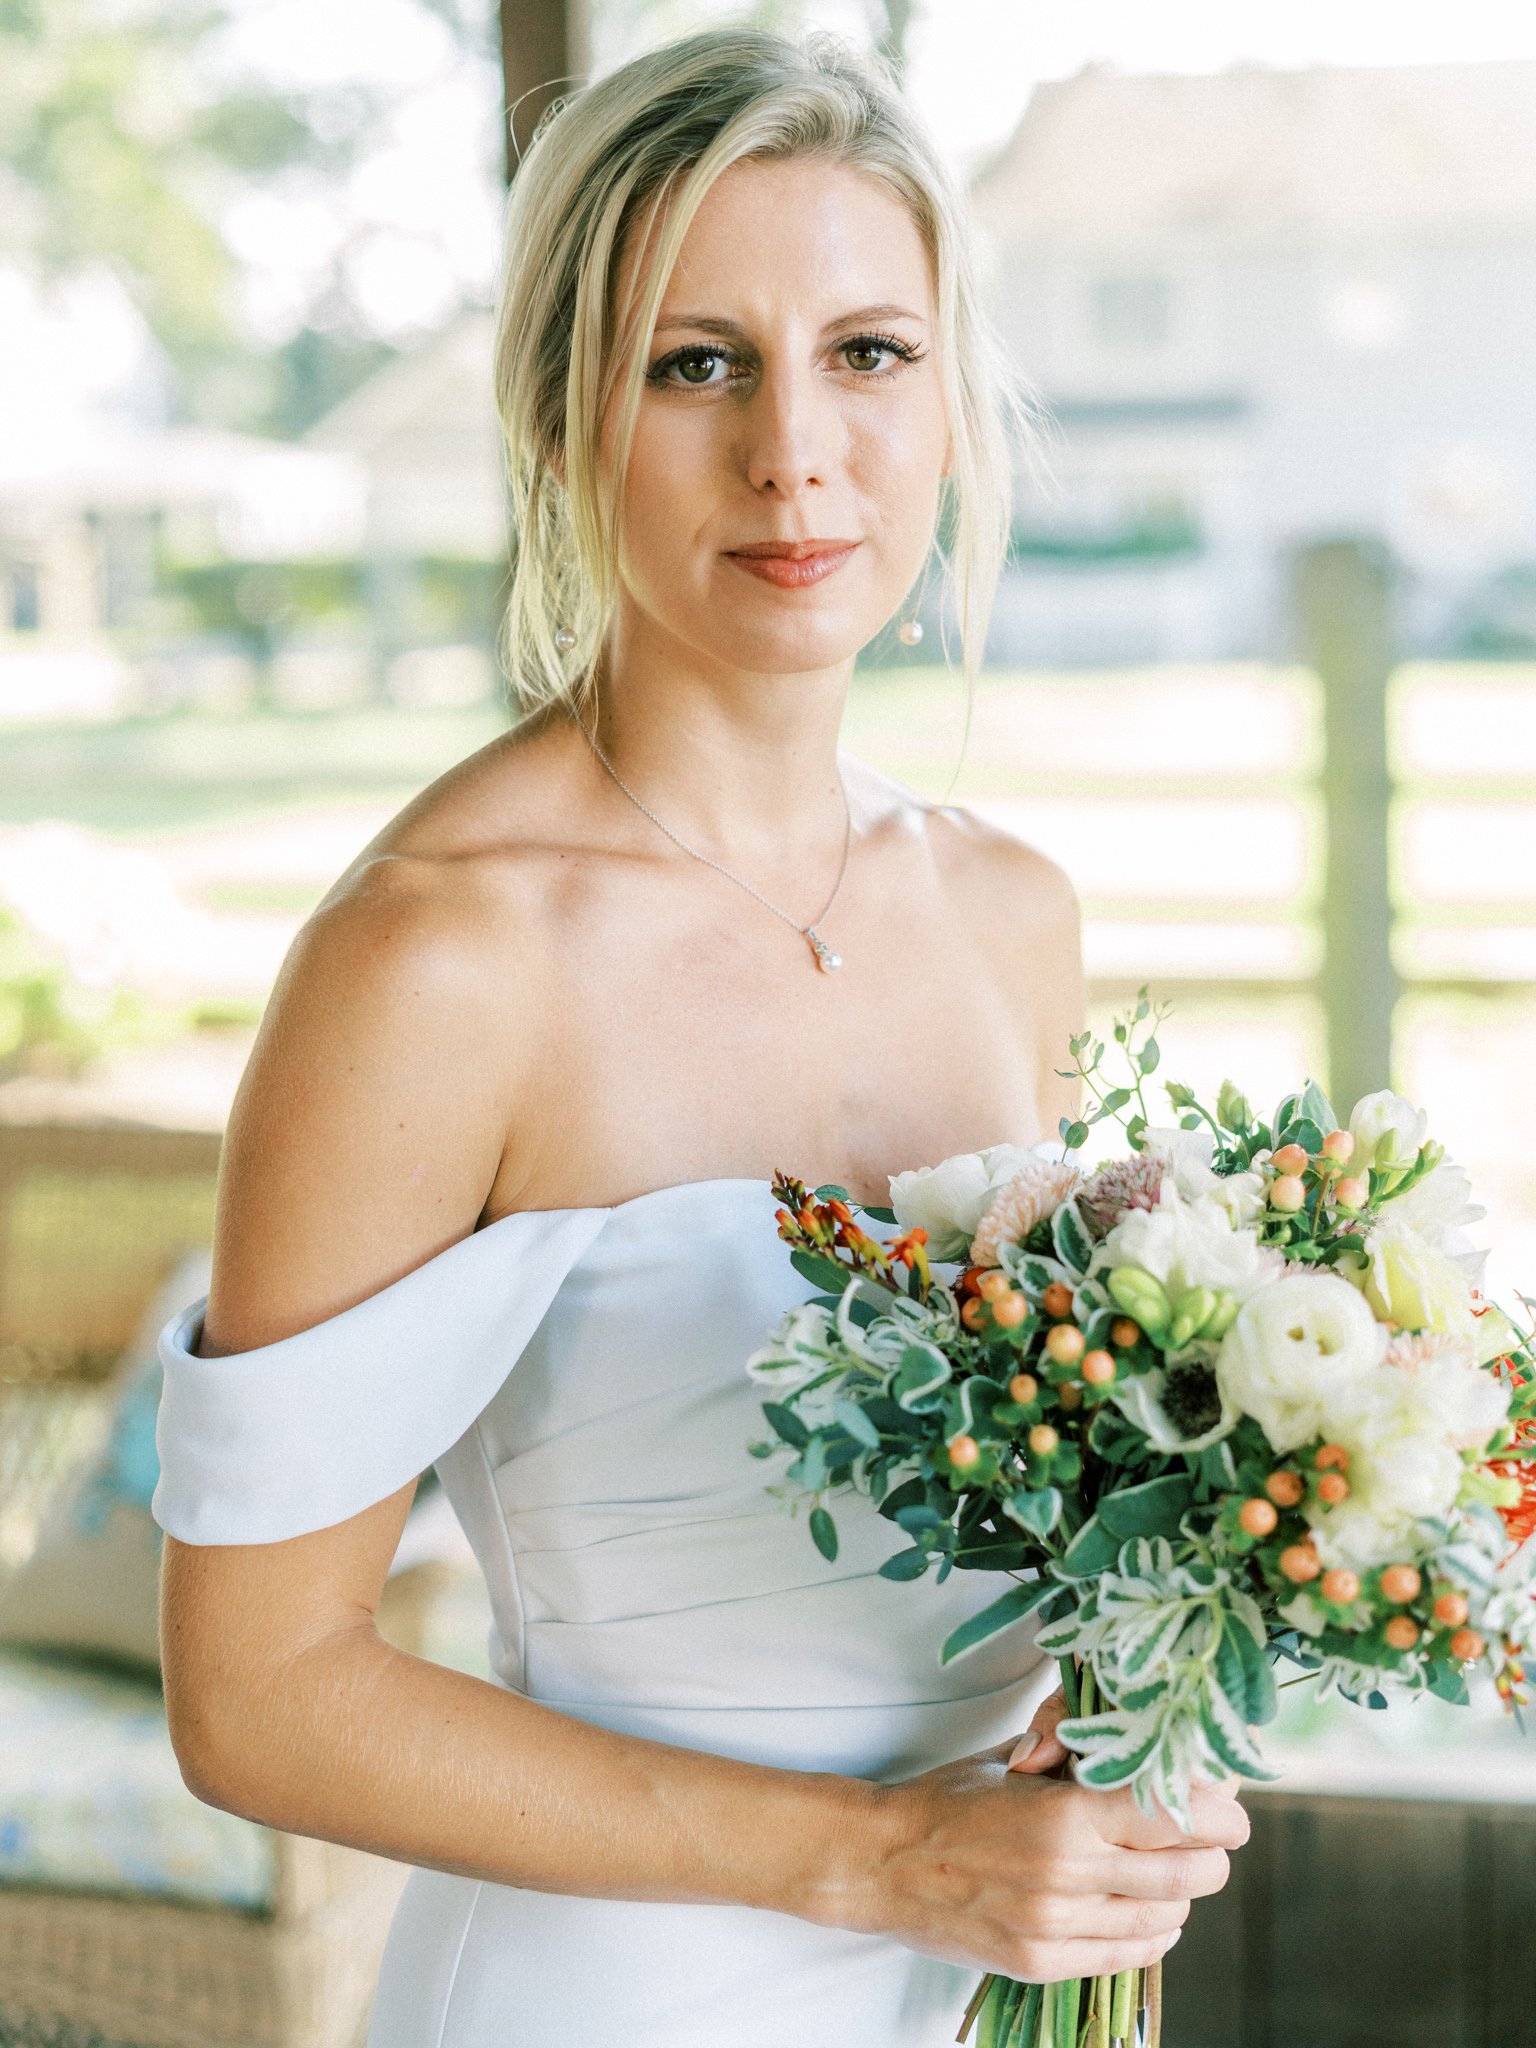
554, 627, 576, 652
898, 618, 924, 646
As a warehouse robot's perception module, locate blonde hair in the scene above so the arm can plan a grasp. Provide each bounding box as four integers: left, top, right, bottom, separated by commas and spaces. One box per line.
493, 27, 1018, 715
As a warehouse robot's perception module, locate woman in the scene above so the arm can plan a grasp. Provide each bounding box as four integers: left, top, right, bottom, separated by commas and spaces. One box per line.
155, 29, 1245, 2048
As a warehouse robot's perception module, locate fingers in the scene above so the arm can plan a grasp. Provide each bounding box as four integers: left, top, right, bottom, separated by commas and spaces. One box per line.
1038, 1928, 1184, 1982
1089, 1783, 1251, 1854
1096, 1843, 1232, 1903
1007, 1689, 1071, 1775
1066, 1894, 1190, 1942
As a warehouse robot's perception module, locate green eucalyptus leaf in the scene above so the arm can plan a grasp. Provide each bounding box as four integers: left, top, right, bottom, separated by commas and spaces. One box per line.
761, 1402, 808, 1449
832, 1399, 882, 1449
809, 1506, 839, 1561
878, 1546, 931, 1582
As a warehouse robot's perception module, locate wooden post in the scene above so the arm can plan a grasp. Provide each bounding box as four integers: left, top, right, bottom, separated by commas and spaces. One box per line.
500, 0, 589, 182
1291, 537, 1399, 1114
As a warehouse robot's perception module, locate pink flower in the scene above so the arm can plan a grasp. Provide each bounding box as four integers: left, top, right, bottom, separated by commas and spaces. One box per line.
970, 1160, 1083, 1267
1077, 1154, 1166, 1240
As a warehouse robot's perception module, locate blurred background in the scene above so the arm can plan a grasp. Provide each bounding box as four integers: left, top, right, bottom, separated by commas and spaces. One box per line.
2, 3, 1535, 2044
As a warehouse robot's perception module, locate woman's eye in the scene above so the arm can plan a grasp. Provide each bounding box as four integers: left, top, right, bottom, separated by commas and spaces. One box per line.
843, 340, 893, 373
839, 334, 921, 375
652, 347, 734, 388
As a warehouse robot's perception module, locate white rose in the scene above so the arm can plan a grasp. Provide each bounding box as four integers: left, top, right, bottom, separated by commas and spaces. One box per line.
1097, 1192, 1283, 1305
889, 1143, 1038, 1260
1140, 1126, 1268, 1229
1215, 1270, 1387, 1454
1347, 1089, 1429, 1173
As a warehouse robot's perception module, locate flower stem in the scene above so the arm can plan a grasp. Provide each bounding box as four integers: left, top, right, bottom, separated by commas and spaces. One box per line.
1145, 1960, 1163, 2048
957, 1974, 994, 2043
1053, 1975, 1082, 2048
1091, 1973, 1112, 2048
1109, 1967, 1135, 2041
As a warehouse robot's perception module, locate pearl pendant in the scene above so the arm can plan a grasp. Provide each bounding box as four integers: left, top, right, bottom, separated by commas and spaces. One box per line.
898, 618, 923, 646
554, 626, 576, 652
807, 929, 843, 973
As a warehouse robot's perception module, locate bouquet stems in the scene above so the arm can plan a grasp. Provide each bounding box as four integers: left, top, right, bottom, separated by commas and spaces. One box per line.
955, 1661, 1161, 2048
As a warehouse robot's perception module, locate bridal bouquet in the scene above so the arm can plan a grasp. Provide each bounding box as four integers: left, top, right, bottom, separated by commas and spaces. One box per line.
745, 993, 1536, 2048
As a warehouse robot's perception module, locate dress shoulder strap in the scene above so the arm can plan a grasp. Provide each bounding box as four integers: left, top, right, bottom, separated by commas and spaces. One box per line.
153, 1207, 609, 1545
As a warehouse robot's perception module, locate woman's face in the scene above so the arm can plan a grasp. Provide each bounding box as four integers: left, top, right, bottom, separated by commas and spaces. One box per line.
609, 155, 950, 679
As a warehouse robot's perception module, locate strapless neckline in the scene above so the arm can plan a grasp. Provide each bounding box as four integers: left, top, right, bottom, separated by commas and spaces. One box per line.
482, 1173, 878, 1226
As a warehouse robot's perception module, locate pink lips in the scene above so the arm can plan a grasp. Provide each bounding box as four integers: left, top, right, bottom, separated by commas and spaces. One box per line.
725, 539, 860, 589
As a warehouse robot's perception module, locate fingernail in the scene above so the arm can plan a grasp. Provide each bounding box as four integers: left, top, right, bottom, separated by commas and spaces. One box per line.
1007, 1731, 1041, 1768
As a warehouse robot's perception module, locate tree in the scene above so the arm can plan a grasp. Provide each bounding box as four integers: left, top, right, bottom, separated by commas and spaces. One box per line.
0, 0, 390, 426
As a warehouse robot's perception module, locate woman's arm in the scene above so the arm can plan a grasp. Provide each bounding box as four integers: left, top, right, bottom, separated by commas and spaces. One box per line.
163, 849, 1242, 1982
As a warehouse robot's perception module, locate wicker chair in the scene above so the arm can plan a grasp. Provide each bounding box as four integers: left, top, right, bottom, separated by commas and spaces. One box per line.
0, 1111, 436, 2048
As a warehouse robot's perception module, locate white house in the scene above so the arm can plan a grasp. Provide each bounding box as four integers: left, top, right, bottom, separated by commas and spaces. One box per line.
972, 58, 1536, 662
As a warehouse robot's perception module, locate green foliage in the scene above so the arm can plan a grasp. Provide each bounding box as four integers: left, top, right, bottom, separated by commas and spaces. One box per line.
0, 908, 156, 1077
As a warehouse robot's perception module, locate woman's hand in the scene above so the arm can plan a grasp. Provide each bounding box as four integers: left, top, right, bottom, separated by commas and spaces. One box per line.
838, 1697, 1248, 1982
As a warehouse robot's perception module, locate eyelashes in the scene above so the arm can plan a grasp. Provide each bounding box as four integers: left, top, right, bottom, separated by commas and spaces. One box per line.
645, 330, 929, 389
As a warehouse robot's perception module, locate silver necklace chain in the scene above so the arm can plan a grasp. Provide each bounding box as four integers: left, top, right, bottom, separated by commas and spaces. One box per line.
577, 714, 852, 973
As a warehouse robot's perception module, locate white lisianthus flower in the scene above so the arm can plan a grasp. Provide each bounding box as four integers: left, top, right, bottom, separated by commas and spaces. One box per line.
1215, 1271, 1387, 1454
1308, 1355, 1505, 1569
1140, 1127, 1267, 1227
1377, 1332, 1510, 1451
889, 1143, 1038, 1260
1346, 1218, 1487, 1348
1095, 1191, 1283, 1305
1383, 1158, 1488, 1286
1347, 1089, 1429, 1173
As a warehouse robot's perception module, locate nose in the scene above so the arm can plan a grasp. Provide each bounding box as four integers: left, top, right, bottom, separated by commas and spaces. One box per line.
740, 359, 838, 500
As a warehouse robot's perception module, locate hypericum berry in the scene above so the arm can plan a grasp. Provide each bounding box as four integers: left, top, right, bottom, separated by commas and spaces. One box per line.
992, 1291, 1028, 1329
1041, 1281, 1075, 1321
1028, 1423, 1059, 1457
1045, 1323, 1086, 1366
1280, 1543, 1321, 1583
948, 1433, 980, 1470
1271, 1143, 1310, 1176
1266, 1470, 1305, 1508
1321, 1568, 1361, 1605
1239, 1498, 1279, 1537
1379, 1564, 1423, 1605
1007, 1372, 1039, 1406
1384, 1616, 1420, 1652
958, 1266, 986, 1297
1317, 1472, 1350, 1505
1081, 1349, 1116, 1386
1333, 1175, 1369, 1211
961, 1298, 987, 1331
1057, 1382, 1083, 1411
1270, 1174, 1307, 1213
1315, 1443, 1350, 1471
1321, 1129, 1355, 1163
1110, 1316, 1142, 1347
978, 1270, 1012, 1302
1433, 1591, 1470, 1629
1450, 1627, 1486, 1661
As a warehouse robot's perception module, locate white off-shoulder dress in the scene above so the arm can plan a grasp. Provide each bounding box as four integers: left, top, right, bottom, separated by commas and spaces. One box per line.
154, 1177, 1048, 2048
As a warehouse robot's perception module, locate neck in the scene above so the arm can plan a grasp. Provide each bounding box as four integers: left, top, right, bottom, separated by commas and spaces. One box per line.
581, 603, 853, 859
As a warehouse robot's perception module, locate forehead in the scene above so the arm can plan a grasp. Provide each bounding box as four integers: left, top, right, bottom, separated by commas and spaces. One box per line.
636, 155, 935, 325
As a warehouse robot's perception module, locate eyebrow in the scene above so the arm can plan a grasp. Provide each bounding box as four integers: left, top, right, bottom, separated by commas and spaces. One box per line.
651, 302, 929, 339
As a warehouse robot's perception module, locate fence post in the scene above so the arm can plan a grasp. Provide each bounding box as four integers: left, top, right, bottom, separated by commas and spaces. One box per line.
1290, 537, 1399, 1114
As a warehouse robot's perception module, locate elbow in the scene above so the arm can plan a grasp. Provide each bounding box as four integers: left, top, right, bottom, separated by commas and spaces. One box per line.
166, 1683, 275, 1820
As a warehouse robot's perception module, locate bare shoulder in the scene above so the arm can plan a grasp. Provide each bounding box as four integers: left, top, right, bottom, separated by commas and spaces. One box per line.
206, 728, 583, 1353
854, 770, 1086, 1131
851, 761, 1080, 940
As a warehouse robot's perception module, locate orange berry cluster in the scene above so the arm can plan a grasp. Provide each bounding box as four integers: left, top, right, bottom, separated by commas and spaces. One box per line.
1231, 1443, 1488, 1663
1265, 1129, 1371, 1219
